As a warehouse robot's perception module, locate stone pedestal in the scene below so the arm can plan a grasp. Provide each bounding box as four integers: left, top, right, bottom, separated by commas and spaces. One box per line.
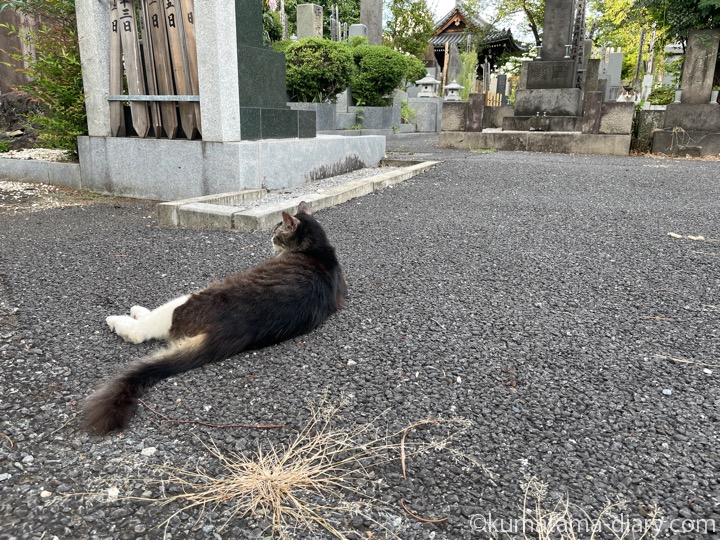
652, 103, 720, 156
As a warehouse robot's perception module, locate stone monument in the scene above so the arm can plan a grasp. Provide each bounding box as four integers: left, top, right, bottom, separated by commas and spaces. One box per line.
74, 0, 384, 200
506, 0, 582, 130
360, 0, 382, 45
297, 4, 323, 39
438, 0, 635, 155
652, 29, 720, 156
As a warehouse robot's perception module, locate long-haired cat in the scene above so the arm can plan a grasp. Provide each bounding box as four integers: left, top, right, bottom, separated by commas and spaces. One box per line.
84, 202, 347, 435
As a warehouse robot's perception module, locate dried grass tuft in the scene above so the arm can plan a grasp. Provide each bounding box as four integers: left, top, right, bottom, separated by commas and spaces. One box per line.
150, 397, 478, 539
521, 476, 662, 540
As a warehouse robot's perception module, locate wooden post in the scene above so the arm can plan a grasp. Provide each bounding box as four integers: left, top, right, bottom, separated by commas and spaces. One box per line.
442, 42, 449, 95
116, 0, 150, 137
178, 0, 201, 134
164, 0, 199, 139
109, 1, 125, 137
139, 1, 162, 138
145, 0, 179, 139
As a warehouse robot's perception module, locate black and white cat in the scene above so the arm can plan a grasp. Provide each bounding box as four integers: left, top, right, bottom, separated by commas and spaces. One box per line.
84, 202, 347, 435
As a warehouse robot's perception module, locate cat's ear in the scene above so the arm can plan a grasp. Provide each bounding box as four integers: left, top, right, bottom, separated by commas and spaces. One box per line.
297, 201, 312, 215
282, 211, 301, 231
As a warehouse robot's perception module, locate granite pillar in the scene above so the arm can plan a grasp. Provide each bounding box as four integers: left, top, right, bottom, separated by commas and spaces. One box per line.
75, 0, 111, 137
360, 0, 382, 45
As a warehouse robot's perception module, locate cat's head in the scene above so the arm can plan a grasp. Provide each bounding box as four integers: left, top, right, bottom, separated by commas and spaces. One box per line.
272, 201, 317, 255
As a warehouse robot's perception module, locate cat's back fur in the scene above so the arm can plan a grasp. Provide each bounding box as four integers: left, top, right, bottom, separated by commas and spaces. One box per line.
83, 202, 346, 435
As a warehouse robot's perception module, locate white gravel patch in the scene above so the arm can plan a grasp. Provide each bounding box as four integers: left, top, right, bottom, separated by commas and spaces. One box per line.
1, 148, 74, 162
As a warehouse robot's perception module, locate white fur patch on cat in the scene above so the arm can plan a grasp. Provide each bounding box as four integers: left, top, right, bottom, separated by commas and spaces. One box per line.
107, 295, 190, 344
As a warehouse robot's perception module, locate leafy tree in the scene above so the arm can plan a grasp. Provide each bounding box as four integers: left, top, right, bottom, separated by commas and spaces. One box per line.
480, 0, 545, 46
588, 0, 649, 80
383, 0, 435, 57
0, 0, 86, 155
638, 0, 720, 44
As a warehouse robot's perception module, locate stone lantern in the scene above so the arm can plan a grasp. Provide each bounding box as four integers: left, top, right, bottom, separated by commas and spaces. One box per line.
444, 79, 464, 101
416, 75, 441, 97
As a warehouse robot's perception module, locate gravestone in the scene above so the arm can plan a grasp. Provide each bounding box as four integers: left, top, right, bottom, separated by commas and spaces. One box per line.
541, 0, 575, 60
680, 29, 720, 104
599, 51, 623, 101
235, 0, 315, 139
297, 4, 323, 39
653, 29, 720, 156
348, 23, 367, 40
360, 0, 382, 45
509, 0, 580, 126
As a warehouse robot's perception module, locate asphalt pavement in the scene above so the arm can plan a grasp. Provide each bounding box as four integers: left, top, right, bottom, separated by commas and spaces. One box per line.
1, 134, 719, 539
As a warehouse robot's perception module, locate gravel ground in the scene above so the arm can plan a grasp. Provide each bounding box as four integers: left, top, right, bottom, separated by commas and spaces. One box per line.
1, 134, 719, 539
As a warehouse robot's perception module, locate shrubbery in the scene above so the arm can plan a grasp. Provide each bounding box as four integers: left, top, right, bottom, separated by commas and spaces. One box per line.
0, 0, 86, 156
285, 38, 355, 103
647, 85, 676, 105
350, 45, 409, 106
402, 55, 427, 89
284, 38, 428, 107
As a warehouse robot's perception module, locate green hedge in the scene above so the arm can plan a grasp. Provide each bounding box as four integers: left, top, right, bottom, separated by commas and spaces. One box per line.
285, 38, 355, 103
350, 45, 409, 106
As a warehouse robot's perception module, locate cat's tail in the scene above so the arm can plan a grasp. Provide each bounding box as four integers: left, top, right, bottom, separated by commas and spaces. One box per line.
83, 333, 216, 435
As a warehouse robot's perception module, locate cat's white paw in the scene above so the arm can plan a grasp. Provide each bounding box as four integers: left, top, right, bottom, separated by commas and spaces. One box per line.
106, 315, 146, 344
130, 305, 151, 320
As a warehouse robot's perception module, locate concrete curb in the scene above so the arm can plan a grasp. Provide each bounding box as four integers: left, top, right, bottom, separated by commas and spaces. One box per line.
0, 158, 81, 189
156, 160, 440, 231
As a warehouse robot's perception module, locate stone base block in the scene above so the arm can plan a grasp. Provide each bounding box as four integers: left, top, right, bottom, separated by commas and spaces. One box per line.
77, 134, 385, 200
441, 101, 467, 131
439, 131, 631, 156
599, 102, 634, 135
336, 112, 358, 129
238, 107, 315, 140
663, 103, 720, 132
652, 130, 720, 157
482, 105, 514, 129
525, 60, 575, 89
349, 105, 401, 130
407, 98, 442, 133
